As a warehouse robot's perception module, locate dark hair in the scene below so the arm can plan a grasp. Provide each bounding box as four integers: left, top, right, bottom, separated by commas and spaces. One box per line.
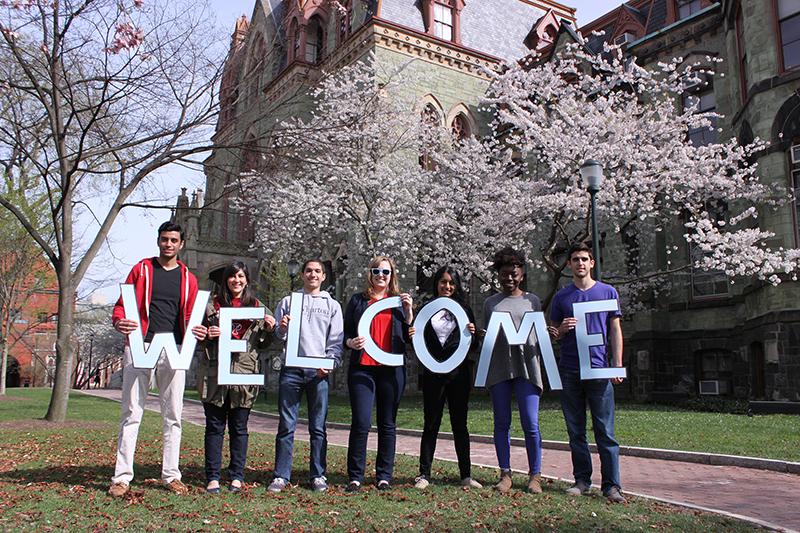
431, 265, 467, 306
492, 247, 525, 271
157, 221, 185, 242
302, 258, 325, 271
567, 242, 594, 261
216, 261, 258, 307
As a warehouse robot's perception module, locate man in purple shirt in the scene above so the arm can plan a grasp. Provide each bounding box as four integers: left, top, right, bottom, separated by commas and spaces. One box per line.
550, 242, 625, 503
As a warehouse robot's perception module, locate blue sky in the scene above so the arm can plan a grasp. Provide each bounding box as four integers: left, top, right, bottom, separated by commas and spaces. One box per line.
87, 0, 625, 303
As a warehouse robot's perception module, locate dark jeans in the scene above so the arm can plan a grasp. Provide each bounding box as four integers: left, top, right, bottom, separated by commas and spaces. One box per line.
419, 364, 472, 480
489, 377, 542, 474
203, 399, 251, 482
274, 367, 329, 481
347, 365, 406, 483
559, 368, 621, 493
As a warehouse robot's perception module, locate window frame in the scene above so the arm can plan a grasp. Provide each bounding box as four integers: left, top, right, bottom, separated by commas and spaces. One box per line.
433, 2, 454, 41
776, 0, 800, 72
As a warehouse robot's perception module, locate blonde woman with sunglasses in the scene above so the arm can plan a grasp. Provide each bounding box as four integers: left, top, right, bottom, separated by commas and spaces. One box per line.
342, 256, 413, 492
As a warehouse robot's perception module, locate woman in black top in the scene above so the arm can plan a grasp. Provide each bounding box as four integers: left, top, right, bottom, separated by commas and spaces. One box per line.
414, 265, 481, 489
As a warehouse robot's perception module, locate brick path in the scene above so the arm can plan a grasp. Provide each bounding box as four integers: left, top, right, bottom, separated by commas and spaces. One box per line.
84, 389, 799, 532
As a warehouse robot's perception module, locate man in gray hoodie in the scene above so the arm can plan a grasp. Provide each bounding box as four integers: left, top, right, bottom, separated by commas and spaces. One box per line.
268, 259, 344, 493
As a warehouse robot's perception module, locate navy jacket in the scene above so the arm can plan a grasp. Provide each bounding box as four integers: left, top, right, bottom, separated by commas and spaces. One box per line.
343, 293, 411, 368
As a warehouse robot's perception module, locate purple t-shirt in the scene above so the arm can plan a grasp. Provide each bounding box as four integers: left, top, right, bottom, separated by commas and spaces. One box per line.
549, 281, 622, 370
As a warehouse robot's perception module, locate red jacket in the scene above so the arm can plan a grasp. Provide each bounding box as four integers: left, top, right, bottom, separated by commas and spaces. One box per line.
112, 257, 200, 337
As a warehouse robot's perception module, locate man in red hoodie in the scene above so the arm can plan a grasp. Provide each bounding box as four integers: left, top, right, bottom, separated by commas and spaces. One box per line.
108, 221, 206, 497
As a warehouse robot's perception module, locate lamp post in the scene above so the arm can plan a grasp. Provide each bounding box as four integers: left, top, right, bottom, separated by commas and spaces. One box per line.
287, 258, 300, 291
580, 159, 604, 282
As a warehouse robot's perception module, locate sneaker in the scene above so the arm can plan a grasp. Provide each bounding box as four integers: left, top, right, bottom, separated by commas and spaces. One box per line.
268, 478, 288, 493
108, 482, 129, 498
345, 480, 361, 493
526, 474, 542, 494
165, 479, 189, 495
376, 480, 391, 491
495, 470, 513, 494
311, 477, 328, 492
565, 480, 592, 496
414, 476, 430, 490
460, 477, 482, 489
605, 486, 626, 503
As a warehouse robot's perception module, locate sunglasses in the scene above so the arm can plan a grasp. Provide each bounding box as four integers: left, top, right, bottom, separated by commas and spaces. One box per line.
370, 268, 391, 276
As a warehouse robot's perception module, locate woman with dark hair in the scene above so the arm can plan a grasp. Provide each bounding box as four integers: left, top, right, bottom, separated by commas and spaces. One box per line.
483, 247, 544, 494
343, 255, 413, 492
196, 261, 275, 493
414, 265, 482, 490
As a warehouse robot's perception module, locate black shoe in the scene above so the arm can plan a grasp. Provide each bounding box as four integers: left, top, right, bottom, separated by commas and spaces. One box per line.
377, 480, 391, 491
345, 481, 361, 493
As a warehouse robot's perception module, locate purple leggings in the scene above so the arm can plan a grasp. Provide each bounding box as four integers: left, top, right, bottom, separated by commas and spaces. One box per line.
489, 377, 542, 474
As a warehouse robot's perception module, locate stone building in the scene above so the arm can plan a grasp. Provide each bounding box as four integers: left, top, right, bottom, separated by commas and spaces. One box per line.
532, 0, 799, 404
177, 0, 800, 404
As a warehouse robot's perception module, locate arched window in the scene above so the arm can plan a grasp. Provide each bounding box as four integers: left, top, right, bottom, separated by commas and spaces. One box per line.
306, 16, 326, 64
420, 104, 441, 169
451, 113, 470, 140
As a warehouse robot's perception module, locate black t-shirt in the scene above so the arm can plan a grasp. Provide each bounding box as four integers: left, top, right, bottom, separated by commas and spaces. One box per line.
145, 259, 182, 343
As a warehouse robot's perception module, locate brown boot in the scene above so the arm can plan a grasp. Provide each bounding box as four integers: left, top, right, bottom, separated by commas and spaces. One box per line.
165, 479, 189, 495
527, 474, 542, 494
495, 470, 513, 494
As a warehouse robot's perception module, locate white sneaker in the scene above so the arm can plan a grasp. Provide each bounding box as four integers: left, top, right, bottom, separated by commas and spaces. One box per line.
268, 477, 287, 493
414, 476, 430, 489
461, 477, 482, 489
311, 477, 328, 492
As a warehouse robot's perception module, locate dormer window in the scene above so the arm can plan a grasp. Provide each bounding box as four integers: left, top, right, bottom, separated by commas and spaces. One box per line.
433, 3, 453, 41
423, 0, 464, 43
677, 0, 702, 20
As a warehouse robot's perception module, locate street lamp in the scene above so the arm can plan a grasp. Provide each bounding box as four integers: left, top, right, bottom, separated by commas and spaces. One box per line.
287, 258, 300, 291
580, 159, 604, 282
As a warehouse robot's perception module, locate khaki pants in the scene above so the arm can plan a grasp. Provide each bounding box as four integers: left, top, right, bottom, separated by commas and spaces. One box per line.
111, 345, 185, 485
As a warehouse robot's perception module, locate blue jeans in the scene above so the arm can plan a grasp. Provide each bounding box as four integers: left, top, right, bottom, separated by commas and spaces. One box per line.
347, 365, 405, 483
559, 368, 621, 493
203, 399, 251, 482
273, 367, 330, 481
489, 377, 542, 474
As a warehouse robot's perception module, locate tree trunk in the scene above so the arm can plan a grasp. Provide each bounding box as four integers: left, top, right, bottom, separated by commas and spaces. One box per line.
44, 272, 75, 422
0, 339, 7, 395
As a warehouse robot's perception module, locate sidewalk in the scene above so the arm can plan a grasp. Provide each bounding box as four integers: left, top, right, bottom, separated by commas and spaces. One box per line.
84, 389, 799, 532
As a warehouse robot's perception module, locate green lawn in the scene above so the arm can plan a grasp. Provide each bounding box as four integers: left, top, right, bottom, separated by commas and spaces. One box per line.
0, 389, 760, 532
185, 390, 800, 462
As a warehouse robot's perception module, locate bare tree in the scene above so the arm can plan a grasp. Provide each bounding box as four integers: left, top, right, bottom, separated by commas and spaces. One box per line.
0, 0, 225, 420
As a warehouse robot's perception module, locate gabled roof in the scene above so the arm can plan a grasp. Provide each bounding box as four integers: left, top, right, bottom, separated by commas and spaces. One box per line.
378, 0, 571, 62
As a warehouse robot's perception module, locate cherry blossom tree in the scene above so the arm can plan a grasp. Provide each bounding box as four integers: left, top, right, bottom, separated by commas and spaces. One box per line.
473, 41, 798, 304
0, 0, 224, 420
246, 41, 800, 307
244, 57, 432, 289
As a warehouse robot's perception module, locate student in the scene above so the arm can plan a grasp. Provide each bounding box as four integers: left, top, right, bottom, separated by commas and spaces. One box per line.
108, 221, 206, 497
550, 242, 625, 503
268, 259, 343, 493
197, 261, 275, 494
343, 256, 413, 492
483, 247, 544, 494
415, 265, 481, 490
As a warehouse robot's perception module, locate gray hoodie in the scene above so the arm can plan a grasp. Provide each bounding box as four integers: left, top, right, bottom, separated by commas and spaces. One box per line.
274, 290, 344, 368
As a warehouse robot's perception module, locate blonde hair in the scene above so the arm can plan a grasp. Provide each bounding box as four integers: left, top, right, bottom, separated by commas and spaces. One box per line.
363, 255, 401, 298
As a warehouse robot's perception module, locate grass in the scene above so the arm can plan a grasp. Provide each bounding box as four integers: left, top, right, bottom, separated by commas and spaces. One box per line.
0, 388, 761, 532
184, 390, 800, 462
